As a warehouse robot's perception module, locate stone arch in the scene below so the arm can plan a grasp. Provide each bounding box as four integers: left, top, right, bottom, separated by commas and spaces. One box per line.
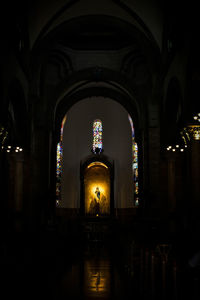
51, 76, 143, 214
55, 85, 141, 144
32, 3, 161, 50
39, 48, 73, 97
31, 14, 160, 99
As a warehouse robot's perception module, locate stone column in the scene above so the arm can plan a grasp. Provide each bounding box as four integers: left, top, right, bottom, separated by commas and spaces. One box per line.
27, 95, 53, 231
4, 151, 25, 231
29, 124, 51, 230
12, 152, 25, 231
187, 125, 200, 235
167, 153, 176, 213
14, 153, 24, 212
187, 126, 200, 208
148, 104, 161, 214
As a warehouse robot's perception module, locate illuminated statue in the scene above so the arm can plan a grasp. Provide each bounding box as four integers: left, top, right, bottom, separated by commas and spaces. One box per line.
89, 187, 100, 215
89, 186, 108, 215
95, 187, 100, 201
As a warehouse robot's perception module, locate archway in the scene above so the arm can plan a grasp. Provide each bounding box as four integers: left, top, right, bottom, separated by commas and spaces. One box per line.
55, 95, 140, 218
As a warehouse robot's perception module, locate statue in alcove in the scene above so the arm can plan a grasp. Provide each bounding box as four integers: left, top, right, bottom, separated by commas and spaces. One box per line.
88, 187, 100, 215
95, 187, 100, 201
89, 187, 108, 216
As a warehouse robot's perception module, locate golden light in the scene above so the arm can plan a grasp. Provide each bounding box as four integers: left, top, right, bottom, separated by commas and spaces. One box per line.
84, 260, 110, 297
87, 162, 108, 169
187, 125, 200, 140
172, 149, 176, 152
194, 116, 198, 120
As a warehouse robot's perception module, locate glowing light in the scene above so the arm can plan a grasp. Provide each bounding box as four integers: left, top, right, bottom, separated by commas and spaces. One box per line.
15, 149, 19, 152
194, 116, 198, 120
180, 149, 184, 152
176, 145, 179, 148
85, 260, 110, 295
19, 148, 23, 151
8, 146, 11, 149
195, 133, 200, 139
87, 162, 108, 169
7, 150, 10, 152
198, 113, 200, 117
16, 147, 20, 150
168, 146, 172, 149
135, 198, 139, 206
172, 149, 176, 152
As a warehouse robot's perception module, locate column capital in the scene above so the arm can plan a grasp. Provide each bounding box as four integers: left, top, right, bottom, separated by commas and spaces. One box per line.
186, 125, 200, 141
0, 125, 8, 146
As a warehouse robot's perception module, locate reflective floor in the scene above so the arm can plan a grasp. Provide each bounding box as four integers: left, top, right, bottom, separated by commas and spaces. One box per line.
1, 222, 200, 300
55, 240, 196, 300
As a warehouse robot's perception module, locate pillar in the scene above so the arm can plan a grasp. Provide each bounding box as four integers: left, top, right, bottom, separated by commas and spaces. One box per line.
187, 125, 200, 235
167, 153, 176, 213
148, 104, 161, 214
29, 124, 52, 230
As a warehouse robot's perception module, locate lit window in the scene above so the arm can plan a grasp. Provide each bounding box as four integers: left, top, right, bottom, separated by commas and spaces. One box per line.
93, 119, 103, 153
56, 115, 67, 206
128, 115, 139, 206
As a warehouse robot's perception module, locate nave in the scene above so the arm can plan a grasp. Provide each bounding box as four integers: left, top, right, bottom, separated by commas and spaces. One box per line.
1, 220, 200, 300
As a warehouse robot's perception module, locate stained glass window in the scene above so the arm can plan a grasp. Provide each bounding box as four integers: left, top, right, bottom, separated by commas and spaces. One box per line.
93, 119, 103, 153
56, 115, 67, 207
128, 114, 139, 206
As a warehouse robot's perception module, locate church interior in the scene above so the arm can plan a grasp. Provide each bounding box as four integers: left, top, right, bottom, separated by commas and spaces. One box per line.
1, 0, 200, 299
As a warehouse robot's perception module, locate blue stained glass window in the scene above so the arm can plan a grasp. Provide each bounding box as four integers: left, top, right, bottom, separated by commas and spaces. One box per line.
128, 114, 139, 206
56, 115, 67, 207
93, 119, 103, 152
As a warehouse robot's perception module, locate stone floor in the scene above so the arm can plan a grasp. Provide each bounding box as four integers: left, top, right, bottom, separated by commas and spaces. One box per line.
0, 219, 200, 299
